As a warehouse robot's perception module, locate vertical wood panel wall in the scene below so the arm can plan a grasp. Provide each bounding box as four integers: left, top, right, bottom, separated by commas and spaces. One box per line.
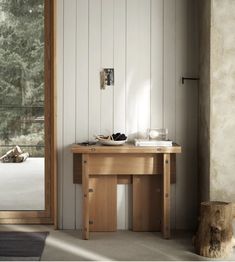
56, 0, 199, 230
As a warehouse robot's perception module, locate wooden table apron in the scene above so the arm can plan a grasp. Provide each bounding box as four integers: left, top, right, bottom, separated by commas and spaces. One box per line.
71, 144, 181, 240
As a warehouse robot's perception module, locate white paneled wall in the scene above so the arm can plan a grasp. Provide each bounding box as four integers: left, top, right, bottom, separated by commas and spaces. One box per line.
56, 0, 199, 230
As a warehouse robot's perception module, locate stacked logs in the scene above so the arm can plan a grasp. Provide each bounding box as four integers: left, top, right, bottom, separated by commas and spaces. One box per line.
0, 146, 29, 163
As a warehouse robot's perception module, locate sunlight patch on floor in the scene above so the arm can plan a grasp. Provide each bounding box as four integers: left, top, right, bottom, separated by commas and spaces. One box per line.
2, 225, 112, 261
45, 235, 112, 261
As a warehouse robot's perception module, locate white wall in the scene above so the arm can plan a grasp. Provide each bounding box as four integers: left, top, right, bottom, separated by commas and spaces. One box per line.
56, 0, 199, 230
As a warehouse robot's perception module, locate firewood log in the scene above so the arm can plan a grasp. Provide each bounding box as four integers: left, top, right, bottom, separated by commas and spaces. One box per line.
16, 152, 29, 163
194, 201, 234, 258
0, 146, 28, 163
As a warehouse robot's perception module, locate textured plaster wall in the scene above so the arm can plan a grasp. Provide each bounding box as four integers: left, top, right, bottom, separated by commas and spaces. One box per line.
210, 0, 235, 201
198, 0, 211, 202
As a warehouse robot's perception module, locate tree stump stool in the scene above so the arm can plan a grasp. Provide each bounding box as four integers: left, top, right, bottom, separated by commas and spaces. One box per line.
194, 201, 234, 258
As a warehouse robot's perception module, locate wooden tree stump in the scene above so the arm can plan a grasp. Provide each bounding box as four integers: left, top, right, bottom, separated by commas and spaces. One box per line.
194, 201, 234, 258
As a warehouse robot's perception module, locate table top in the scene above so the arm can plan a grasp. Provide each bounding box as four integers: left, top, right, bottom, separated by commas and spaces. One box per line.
71, 143, 181, 154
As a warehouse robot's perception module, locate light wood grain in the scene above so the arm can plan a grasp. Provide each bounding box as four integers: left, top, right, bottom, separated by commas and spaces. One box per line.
71, 144, 181, 154
0, 211, 50, 219
88, 153, 160, 175
89, 176, 117, 232
82, 154, 89, 240
117, 175, 132, 184
73, 148, 180, 238
133, 175, 161, 231
73, 153, 177, 183
56, 0, 64, 230
162, 153, 171, 239
0, 217, 54, 224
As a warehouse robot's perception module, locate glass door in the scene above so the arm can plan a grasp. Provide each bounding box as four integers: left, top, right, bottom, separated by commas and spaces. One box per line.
0, 0, 54, 223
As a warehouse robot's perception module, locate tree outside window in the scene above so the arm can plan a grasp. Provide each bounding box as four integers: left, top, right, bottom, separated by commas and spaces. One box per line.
0, 0, 44, 157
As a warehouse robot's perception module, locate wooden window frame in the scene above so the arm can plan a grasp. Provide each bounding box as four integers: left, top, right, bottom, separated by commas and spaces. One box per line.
0, 0, 57, 226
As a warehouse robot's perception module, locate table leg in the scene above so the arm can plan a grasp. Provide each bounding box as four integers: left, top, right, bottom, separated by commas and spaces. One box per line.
162, 153, 171, 239
82, 154, 89, 240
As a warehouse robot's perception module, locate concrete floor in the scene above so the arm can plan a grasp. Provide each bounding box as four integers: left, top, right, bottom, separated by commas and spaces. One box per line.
1, 225, 235, 261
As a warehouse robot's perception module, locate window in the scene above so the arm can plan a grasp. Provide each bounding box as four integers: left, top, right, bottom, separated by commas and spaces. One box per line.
0, 0, 45, 158
0, 0, 55, 224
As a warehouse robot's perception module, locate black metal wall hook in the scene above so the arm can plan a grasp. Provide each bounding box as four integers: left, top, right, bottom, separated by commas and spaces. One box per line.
182, 77, 200, 84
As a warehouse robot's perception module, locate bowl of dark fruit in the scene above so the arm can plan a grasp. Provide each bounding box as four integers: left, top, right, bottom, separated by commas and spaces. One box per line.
96, 133, 127, 146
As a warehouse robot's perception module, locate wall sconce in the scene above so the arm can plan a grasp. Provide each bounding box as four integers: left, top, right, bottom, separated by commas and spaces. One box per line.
100, 68, 114, 89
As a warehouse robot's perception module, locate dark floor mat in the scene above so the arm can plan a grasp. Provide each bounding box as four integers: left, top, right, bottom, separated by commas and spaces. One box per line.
0, 232, 48, 261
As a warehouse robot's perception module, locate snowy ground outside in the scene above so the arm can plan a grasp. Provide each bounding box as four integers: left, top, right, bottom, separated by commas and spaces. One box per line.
0, 158, 44, 210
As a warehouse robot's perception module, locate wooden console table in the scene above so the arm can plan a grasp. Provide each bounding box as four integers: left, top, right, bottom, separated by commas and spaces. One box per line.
71, 143, 181, 240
